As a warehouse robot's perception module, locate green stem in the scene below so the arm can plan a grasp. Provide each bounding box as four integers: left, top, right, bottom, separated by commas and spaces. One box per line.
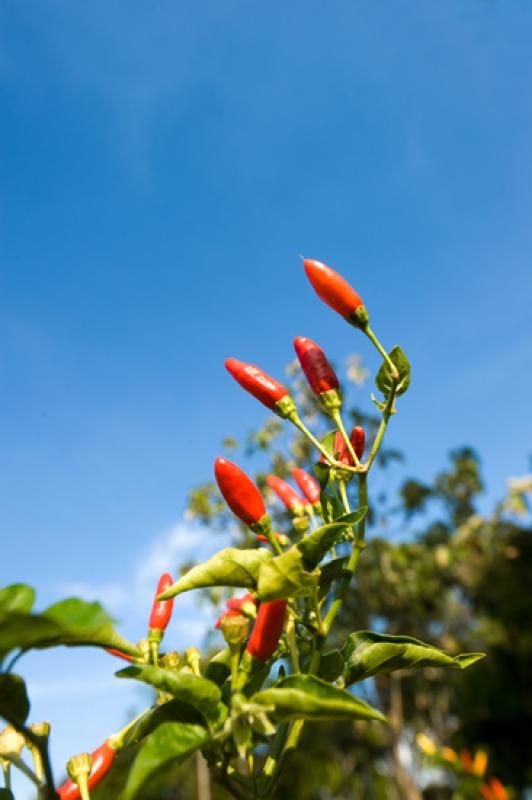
288, 412, 357, 474
307, 505, 318, 530
286, 614, 300, 674
261, 724, 289, 781
229, 645, 240, 688
12, 725, 56, 800
150, 640, 159, 667
363, 325, 398, 379
6, 754, 40, 787
331, 409, 360, 468
2, 762, 11, 790
338, 480, 351, 514
79, 779, 92, 800
365, 384, 397, 470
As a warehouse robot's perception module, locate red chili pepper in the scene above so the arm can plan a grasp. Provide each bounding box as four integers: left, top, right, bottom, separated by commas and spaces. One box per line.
293, 337, 339, 396
225, 358, 289, 412
246, 600, 287, 662
149, 573, 174, 632
303, 259, 364, 320
266, 475, 305, 512
58, 742, 116, 800
105, 648, 133, 662
291, 467, 320, 505
350, 426, 365, 461
215, 457, 267, 527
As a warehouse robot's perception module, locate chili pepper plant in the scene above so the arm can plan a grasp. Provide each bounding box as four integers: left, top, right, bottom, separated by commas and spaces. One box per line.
0, 258, 484, 800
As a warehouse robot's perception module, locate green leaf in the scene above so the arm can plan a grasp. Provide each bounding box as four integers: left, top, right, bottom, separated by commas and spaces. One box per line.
299, 510, 366, 568
122, 700, 208, 748
318, 490, 340, 523
121, 722, 209, 800
116, 665, 223, 727
375, 346, 411, 398
341, 631, 485, 685
0, 789, 15, 800
0, 584, 35, 614
0, 599, 140, 660
0, 674, 30, 725
252, 675, 386, 723
313, 463, 330, 490
319, 430, 339, 457
203, 648, 231, 687
157, 548, 272, 600
318, 650, 345, 682
256, 548, 320, 601
256, 513, 365, 601
318, 557, 349, 600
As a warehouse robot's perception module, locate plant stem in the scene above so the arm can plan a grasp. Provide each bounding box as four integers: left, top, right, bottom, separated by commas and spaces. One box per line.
307, 505, 318, 530
150, 640, 159, 667
6, 754, 40, 787
12, 724, 56, 800
365, 383, 397, 470
2, 762, 11, 789
338, 480, 351, 514
286, 614, 300, 674
261, 724, 288, 781
363, 325, 398, 379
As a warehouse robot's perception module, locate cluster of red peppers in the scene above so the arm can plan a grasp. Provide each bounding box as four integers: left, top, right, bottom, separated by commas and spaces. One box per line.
212, 258, 372, 664
55, 257, 382, 797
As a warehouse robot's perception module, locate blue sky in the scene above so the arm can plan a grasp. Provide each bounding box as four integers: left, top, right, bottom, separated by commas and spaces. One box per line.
1, 1, 532, 793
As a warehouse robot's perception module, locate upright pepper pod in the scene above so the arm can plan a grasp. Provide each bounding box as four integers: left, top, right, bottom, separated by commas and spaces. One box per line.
225, 358, 296, 418
291, 467, 320, 506
246, 599, 287, 662
350, 426, 366, 461
303, 258, 368, 327
266, 475, 306, 516
58, 742, 116, 800
293, 336, 342, 415
148, 573, 174, 665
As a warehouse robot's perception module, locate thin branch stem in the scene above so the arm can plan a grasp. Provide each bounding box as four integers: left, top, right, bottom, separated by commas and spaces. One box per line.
6, 754, 40, 787
338, 480, 351, 514
363, 325, 398, 379
364, 384, 397, 470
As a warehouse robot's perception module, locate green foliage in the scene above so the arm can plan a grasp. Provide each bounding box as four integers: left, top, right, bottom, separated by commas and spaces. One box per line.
0, 584, 36, 614
116, 666, 224, 728
375, 346, 411, 397
120, 722, 210, 800
252, 675, 386, 723
158, 548, 272, 599
0, 591, 140, 663
0, 674, 30, 726
257, 514, 365, 600
339, 631, 484, 685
